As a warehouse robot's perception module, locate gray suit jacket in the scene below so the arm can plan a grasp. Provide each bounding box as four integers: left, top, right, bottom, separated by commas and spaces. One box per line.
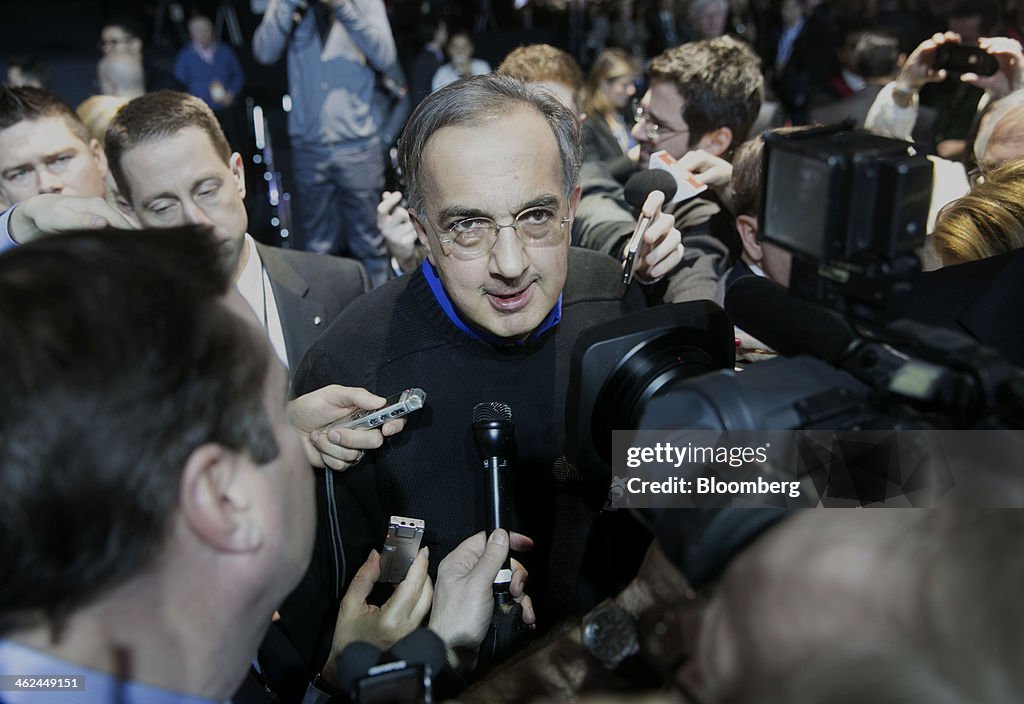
257, 243, 370, 374
811, 84, 938, 148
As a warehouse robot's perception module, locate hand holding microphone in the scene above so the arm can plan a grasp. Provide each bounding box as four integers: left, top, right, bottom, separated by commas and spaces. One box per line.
622, 170, 684, 285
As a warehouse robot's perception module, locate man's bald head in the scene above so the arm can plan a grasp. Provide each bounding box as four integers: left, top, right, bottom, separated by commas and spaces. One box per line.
973, 90, 1024, 171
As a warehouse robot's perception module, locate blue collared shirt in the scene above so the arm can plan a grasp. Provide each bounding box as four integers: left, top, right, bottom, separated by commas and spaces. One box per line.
421, 259, 562, 347
0, 639, 225, 704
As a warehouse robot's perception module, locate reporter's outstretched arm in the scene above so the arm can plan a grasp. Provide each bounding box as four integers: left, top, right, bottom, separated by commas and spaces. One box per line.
429, 530, 536, 660
321, 547, 434, 687
288, 384, 407, 471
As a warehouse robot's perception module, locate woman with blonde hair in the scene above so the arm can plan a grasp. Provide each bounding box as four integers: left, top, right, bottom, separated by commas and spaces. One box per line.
581, 47, 638, 182
933, 158, 1024, 266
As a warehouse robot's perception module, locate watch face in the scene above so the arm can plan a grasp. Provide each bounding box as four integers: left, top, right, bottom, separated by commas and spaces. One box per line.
583, 603, 640, 670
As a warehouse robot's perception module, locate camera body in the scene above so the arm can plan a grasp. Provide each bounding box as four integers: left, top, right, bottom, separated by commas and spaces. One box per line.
760, 126, 933, 322
933, 44, 999, 76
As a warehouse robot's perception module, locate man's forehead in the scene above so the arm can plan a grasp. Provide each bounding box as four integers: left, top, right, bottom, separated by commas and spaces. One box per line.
121, 128, 224, 184
647, 80, 685, 116
419, 108, 564, 208
0, 116, 87, 162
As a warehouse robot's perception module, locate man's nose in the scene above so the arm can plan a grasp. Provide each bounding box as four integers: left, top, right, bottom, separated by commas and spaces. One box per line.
36, 167, 63, 195
489, 226, 529, 281
182, 201, 214, 227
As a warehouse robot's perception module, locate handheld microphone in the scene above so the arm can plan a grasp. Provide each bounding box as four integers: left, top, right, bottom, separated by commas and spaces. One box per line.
335, 641, 384, 693
386, 628, 447, 676
472, 401, 515, 592
472, 402, 530, 673
621, 170, 679, 285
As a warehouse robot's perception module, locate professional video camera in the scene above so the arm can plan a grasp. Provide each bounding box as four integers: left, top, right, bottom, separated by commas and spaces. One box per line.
565, 126, 1024, 587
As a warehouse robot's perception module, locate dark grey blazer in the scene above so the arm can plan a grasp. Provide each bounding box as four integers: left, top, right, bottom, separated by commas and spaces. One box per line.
257, 243, 369, 374
810, 84, 938, 149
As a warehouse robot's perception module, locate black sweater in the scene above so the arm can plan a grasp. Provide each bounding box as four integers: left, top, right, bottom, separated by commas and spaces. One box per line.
283, 247, 642, 670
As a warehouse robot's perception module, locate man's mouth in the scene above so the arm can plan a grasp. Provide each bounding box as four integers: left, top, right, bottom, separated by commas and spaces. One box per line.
485, 282, 535, 313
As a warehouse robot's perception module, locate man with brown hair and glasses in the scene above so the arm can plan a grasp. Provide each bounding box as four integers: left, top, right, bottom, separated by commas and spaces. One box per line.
575, 36, 764, 303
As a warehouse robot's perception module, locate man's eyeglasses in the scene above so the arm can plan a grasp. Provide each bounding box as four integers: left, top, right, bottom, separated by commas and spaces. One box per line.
99, 37, 134, 51
632, 101, 689, 145
435, 205, 570, 260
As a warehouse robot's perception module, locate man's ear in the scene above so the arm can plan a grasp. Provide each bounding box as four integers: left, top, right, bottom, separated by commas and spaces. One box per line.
91, 138, 110, 180
179, 444, 261, 554
568, 184, 582, 218
736, 213, 763, 264
229, 152, 246, 200
698, 126, 734, 157
409, 209, 436, 265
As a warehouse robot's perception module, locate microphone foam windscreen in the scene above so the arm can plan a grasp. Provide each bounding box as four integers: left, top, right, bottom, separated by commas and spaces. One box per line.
623, 169, 679, 210
725, 276, 856, 364
334, 641, 384, 692
473, 401, 513, 423
387, 628, 447, 674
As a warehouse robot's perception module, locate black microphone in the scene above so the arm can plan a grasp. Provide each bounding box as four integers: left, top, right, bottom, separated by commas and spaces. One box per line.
334, 641, 384, 693
725, 275, 857, 364
621, 169, 679, 284
472, 401, 515, 593
623, 168, 679, 210
472, 402, 529, 673
386, 628, 447, 675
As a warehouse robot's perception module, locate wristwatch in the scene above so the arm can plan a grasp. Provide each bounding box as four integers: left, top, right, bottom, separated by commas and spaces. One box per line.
581, 601, 640, 670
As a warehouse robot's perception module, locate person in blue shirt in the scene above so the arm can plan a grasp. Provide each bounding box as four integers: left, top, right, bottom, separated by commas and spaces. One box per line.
174, 15, 244, 113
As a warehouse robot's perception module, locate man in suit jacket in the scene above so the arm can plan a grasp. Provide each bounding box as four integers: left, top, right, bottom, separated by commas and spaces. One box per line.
105, 90, 369, 372
811, 30, 937, 149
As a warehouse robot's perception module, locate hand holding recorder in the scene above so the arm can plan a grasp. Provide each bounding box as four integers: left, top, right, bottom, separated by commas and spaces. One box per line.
288, 385, 415, 471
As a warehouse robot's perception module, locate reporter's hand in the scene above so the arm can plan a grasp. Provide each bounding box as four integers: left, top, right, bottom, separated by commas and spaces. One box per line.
288, 385, 406, 471
676, 149, 733, 190
429, 530, 535, 651
9, 194, 139, 245
377, 190, 421, 272
961, 36, 1024, 99
894, 32, 960, 101
631, 189, 684, 284
323, 548, 434, 687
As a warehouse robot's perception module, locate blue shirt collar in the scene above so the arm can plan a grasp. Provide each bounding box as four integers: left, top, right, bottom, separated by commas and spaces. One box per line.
421, 259, 562, 347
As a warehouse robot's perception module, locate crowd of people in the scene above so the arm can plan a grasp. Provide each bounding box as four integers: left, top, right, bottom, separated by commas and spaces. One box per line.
2, 0, 1024, 702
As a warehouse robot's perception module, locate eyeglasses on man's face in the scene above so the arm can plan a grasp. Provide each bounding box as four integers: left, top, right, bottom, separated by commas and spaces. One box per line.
632, 100, 690, 146
435, 204, 570, 260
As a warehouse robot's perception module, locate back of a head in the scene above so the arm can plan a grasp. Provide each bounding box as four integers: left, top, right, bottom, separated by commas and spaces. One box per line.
397, 74, 582, 214
6, 55, 49, 90
854, 31, 901, 79
105, 90, 232, 201
75, 94, 130, 146
974, 89, 1024, 170
701, 511, 1024, 703
649, 36, 764, 149
949, 0, 1002, 35
0, 84, 89, 145
497, 44, 584, 95
0, 226, 276, 634
731, 126, 810, 218
933, 157, 1024, 264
